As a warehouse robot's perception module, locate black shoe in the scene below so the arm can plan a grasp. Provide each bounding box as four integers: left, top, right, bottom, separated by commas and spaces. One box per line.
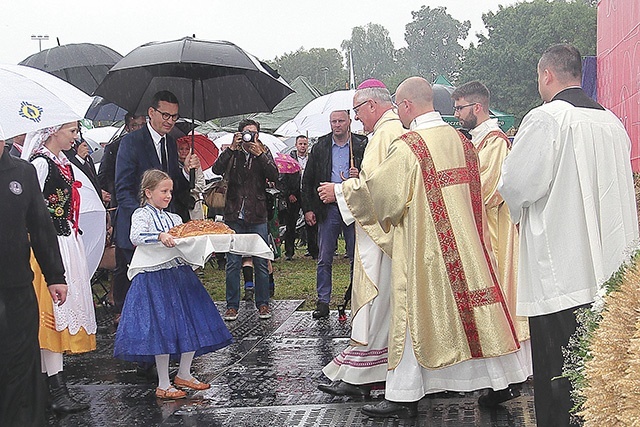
304, 251, 312, 257
318, 380, 371, 397
47, 372, 90, 414
285, 255, 293, 261
477, 386, 520, 407
312, 302, 329, 319
361, 399, 418, 419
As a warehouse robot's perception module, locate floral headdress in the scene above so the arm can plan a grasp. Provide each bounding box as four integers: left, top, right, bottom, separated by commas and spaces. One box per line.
20, 125, 62, 161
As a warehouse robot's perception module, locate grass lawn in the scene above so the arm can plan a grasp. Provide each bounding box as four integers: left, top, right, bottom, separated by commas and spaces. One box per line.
201, 240, 351, 311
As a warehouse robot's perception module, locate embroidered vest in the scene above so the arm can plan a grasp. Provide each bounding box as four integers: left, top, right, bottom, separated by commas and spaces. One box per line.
31, 154, 76, 236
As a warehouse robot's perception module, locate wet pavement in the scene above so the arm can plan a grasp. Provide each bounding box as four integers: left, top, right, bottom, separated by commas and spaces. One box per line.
48, 300, 537, 426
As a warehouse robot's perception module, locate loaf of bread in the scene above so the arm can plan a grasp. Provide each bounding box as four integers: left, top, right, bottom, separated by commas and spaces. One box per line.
168, 220, 235, 237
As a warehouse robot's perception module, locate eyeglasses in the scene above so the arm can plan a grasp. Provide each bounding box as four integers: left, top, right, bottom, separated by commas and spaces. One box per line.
395, 99, 410, 108
453, 103, 477, 112
352, 99, 370, 115
152, 107, 179, 122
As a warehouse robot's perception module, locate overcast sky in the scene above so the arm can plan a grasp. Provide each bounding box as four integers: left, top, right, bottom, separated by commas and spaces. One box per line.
1, 0, 516, 65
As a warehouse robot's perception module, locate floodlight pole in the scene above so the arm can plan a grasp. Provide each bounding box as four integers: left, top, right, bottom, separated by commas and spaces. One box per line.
31, 35, 49, 52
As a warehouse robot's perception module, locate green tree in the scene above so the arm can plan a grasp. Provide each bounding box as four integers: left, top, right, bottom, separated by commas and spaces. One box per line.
341, 23, 396, 86
458, 0, 596, 123
403, 6, 470, 82
269, 48, 346, 94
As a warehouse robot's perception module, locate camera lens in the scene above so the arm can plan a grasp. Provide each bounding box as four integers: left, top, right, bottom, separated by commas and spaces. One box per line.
242, 131, 254, 142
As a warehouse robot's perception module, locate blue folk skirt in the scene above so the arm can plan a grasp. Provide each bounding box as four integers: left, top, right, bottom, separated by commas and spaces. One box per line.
114, 265, 233, 363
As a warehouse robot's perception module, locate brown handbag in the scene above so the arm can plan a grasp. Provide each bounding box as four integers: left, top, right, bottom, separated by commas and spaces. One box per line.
204, 156, 235, 210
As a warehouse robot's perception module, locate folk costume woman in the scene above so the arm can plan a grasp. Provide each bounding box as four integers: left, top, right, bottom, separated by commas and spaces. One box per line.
22, 123, 96, 413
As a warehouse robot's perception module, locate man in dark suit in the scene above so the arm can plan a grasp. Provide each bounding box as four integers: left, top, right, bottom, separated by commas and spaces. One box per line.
98, 113, 147, 212
113, 91, 199, 318
7, 134, 25, 157
279, 135, 307, 260
65, 138, 101, 197
302, 111, 367, 319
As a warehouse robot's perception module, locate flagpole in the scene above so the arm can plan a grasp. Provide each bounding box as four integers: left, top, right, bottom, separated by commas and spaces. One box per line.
349, 48, 355, 90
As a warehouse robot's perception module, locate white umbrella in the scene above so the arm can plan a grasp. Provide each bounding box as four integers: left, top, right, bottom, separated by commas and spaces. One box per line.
0, 63, 93, 140
291, 89, 363, 137
275, 119, 303, 137
83, 125, 120, 151
212, 132, 286, 155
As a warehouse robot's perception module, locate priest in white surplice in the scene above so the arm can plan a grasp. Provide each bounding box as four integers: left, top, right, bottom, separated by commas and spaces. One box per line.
498, 44, 638, 427
319, 77, 531, 419
317, 79, 405, 398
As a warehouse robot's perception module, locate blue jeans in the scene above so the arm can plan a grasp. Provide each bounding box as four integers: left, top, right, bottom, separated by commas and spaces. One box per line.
316, 204, 355, 304
225, 221, 270, 310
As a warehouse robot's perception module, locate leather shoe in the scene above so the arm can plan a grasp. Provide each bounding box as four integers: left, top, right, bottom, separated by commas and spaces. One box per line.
317, 380, 371, 397
174, 375, 210, 390
312, 302, 329, 319
155, 386, 187, 400
478, 385, 520, 407
361, 399, 418, 419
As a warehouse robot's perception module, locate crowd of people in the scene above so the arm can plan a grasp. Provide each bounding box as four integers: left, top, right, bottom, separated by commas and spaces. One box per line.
1, 42, 637, 427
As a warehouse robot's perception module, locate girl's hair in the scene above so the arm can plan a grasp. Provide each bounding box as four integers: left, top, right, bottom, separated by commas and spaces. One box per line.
139, 169, 172, 206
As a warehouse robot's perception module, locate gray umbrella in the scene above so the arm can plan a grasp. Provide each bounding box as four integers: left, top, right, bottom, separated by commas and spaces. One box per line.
93, 37, 294, 122
19, 43, 123, 95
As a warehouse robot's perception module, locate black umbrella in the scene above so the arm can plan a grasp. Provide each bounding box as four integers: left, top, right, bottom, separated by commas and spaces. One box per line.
85, 96, 128, 124
19, 43, 123, 95
94, 36, 293, 186
93, 36, 294, 121
432, 84, 455, 116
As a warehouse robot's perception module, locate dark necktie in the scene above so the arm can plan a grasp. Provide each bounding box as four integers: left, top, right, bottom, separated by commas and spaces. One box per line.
160, 136, 167, 172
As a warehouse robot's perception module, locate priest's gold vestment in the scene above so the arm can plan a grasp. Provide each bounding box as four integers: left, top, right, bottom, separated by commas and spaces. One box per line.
472, 125, 529, 341
350, 124, 519, 370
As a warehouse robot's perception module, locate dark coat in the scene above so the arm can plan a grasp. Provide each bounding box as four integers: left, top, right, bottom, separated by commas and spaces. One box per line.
97, 137, 121, 206
211, 146, 278, 224
0, 147, 66, 288
114, 125, 187, 249
301, 132, 368, 223
64, 148, 101, 198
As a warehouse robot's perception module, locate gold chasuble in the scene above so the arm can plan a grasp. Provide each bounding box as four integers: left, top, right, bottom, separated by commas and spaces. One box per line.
352, 124, 519, 370
474, 128, 529, 342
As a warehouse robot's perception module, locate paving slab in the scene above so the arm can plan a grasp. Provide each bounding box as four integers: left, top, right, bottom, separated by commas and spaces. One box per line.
47, 301, 536, 426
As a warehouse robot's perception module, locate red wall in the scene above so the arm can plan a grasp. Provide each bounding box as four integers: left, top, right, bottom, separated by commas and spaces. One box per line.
598, 0, 640, 170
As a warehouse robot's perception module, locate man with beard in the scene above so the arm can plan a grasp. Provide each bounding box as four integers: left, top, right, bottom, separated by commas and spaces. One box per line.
451, 80, 532, 406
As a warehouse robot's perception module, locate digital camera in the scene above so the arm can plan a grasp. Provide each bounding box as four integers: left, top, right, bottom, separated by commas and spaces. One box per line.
241, 130, 257, 142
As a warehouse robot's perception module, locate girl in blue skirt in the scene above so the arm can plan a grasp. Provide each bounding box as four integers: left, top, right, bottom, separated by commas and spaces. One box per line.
114, 169, 233, 399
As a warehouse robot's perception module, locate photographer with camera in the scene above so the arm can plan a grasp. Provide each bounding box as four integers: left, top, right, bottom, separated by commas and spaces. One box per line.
211, 119, 278, 321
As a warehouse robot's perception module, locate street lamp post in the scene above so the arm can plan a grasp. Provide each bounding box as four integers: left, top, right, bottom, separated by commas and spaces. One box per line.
31, 35, 49, 52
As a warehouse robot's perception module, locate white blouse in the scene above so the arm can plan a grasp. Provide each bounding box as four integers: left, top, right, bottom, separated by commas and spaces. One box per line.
130, 204, 186, 272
